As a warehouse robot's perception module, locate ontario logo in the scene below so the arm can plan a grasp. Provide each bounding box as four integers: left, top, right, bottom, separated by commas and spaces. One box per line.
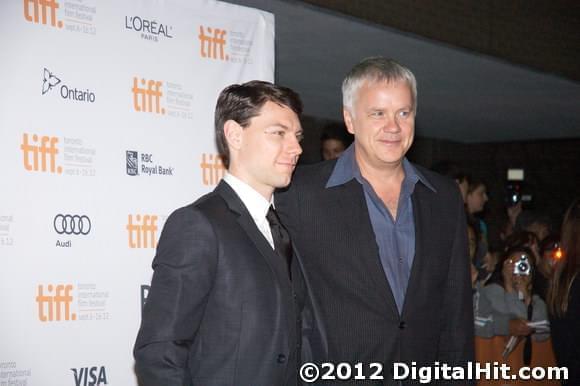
125, 151, 174, 177
42, 68, 96, 103
200, 153, 226, 186
125, 15, 173, 42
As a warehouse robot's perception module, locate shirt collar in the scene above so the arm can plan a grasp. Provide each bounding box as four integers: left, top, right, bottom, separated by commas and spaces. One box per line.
325, 143, 436, 193
223, 172, 273, 223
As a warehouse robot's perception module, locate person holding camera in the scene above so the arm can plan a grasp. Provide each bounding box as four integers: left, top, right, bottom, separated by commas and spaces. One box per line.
474, 246, 559, 385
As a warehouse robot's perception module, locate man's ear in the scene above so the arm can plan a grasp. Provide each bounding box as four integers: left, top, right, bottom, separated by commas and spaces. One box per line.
343, 108, 355, 135
224, 120, 243, 151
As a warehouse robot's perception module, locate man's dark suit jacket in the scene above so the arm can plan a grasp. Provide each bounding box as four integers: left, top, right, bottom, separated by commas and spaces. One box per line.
134, 181, 309, 386
277, 160, 475, 385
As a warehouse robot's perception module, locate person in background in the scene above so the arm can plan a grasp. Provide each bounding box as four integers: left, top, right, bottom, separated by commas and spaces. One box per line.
320, 122, 353, 160
430, 161, 470, 203
548, 198, 580, 385
466, 178, 492, 281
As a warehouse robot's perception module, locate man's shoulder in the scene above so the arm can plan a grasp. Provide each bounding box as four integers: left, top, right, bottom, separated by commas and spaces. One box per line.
413, 163, 461, 200
290, 160, 337, 189
166, 190, 227, 226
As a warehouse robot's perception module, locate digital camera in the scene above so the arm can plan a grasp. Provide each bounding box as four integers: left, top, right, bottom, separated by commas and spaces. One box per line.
513, 254, 531, 276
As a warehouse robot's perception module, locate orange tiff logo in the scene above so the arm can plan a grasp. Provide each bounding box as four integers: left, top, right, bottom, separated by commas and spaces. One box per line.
36, 284, 76, 322
200, 153, 225, 186
21, 133, 62, 174
24, 0, 63, 28
198, 26, 228, 60
127, 214, 158, 249
132, 77, 165, 114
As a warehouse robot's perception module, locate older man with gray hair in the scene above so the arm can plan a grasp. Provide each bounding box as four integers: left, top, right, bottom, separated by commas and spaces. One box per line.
277, 57, 474, 385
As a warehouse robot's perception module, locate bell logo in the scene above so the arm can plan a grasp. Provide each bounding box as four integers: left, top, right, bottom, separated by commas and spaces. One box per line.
200, 153, 226, 186
198, 26, 228, 60
21, 133, 62, 174
36, 284, 76, 322
71, 366, 108, 386
132, 77, 165, 114
23, 0, 63, 28
127, 215, 158, 248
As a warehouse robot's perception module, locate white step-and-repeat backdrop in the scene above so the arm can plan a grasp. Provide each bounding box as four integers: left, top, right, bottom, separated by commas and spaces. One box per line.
0, 1, 274, 385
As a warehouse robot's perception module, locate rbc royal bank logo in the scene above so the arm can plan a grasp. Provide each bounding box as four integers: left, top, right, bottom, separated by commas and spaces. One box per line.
126, 151, 174, 177
71, 366, 108, 386
126, 151, 138, 176
198, 26, 228, 60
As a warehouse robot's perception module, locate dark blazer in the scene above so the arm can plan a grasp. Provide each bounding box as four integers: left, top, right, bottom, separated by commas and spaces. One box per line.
134, 181, 308, 386
276, 160, 475, 385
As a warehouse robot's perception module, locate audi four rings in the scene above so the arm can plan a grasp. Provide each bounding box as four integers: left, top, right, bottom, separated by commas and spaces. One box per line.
53, 214, 91, 235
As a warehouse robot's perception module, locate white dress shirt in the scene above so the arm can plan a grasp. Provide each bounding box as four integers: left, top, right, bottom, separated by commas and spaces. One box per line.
222, 172, 275, 249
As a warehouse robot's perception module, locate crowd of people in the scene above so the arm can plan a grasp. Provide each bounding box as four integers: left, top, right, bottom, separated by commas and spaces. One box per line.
433, 162, 579, 385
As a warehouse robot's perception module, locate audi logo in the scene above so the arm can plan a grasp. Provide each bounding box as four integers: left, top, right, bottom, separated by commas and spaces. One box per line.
53, 214, 91, 235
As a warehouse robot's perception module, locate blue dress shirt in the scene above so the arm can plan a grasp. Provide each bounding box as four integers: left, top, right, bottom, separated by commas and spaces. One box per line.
326, 144, 436, 313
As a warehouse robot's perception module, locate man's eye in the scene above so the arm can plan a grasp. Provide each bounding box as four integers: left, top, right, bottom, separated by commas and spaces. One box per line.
370, 111, 384, 118
296, 133, 304, 142
398, 111, 410, 118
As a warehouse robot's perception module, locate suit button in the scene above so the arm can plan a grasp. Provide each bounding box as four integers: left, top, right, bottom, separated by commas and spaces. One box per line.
277, 354, 287, 363
399, 321, 406, 329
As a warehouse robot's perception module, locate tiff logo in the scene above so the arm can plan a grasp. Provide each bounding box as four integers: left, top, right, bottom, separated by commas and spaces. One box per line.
132, 77, 165, 114
198, 26, 228, 60
24, 0, 63, 28
71, 366, 108, 386
21, 133, 62, 174
36, 284, 76, 322
200, 153, 226, 186
127, 215, 158, 249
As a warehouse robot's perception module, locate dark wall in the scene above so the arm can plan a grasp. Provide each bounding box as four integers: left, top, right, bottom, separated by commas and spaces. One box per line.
301, 0, 580, 82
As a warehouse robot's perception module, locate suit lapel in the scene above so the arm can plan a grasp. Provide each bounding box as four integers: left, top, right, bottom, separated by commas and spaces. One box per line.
402, 182, 433, 317
336, 179, 400, 317
214, 181, 282, 275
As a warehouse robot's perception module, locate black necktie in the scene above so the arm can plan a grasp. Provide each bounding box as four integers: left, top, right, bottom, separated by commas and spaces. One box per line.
266, 206, 293, 279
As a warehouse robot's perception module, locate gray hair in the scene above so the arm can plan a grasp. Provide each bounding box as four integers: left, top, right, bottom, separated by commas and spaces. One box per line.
342, 57, 417, 115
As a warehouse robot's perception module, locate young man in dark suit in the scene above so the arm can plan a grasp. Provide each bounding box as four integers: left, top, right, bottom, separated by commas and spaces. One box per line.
277, 58, 475, 385
134, 80, 308, 386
